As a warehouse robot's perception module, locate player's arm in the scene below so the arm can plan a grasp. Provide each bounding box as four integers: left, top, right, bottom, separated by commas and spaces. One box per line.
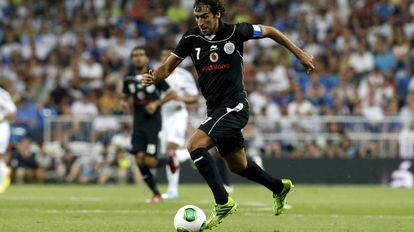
119, 95, 130, 109
261, 25, 315, 73
145, 90, 178, 114
155, 90, 178, 106
0, 95, 16, 121
176, 95, 198, 104
142, 55, 182, 87
120, 77, 135, 113
0, 111, 15, 121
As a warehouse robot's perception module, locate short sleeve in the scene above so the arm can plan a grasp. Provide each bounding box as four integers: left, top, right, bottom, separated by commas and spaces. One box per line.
236, 22, 263, 42
172, 32, 192, 59
156, 80, 170, 92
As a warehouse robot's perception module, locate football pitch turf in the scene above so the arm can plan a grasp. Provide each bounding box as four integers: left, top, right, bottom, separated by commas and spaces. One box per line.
0, 184, 413, 232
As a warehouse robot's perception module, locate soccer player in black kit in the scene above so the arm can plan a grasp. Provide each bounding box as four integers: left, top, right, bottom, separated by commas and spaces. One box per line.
142, 0, 315, 229
122, 47, 178, 203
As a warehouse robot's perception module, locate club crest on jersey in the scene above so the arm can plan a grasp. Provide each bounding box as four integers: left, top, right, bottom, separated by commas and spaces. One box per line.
210, 52, 219, 63
224, 42, 235, 54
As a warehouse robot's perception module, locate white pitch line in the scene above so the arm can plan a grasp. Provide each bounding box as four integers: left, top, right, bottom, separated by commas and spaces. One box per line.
1, 208, 413, 221
242, 212, 414, 220
1, 196, 273, 206
0, 196, 103, 202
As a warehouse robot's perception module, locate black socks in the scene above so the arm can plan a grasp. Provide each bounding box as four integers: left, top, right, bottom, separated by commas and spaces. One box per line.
191, 148, 228, 204
215, 155, 230, 186
139, 166, 160, 195
239, 159, 284, 194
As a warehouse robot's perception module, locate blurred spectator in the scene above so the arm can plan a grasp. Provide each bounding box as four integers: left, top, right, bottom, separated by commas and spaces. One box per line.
56, 145, 77, 182
78, 53, 104, 90
362, 91, 384, 132
287, 91, 315, 117
373, 36, 397, 74
15, 97, 41, 140
33, 142, 56, 183
97, 142, 115, 184
390, 161, 413, 188
1, 0, 414, 161
249, 82, 267, 116
398, 118, 414, 159
9, 137, 37, 183
399, 94, 414, 128
347, 40, 374, 75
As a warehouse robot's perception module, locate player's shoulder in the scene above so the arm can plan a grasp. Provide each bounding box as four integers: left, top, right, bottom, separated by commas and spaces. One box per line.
234, 22, 254, 30
181, 26, 200, 39
224, 22, 254, 38
0, 87, 10, 97
123, 69, 136, 81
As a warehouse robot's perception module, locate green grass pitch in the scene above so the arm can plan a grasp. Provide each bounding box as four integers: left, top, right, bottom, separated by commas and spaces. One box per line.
0, 184, 413, 231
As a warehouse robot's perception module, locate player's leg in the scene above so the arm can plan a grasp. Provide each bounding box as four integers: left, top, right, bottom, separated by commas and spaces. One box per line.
162, 114, 187, 199
212, 148, 233, 193
163, 142, 180, 199
187, 129, 228, 204
187, 129, 236, 230
223, 147, 293, 215
137, 153, 162, 202
0, 123, 10, 193
131, 130, 161, 202
0, 157, 9, 193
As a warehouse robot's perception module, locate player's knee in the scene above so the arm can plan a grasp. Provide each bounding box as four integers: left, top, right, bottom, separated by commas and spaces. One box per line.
187, 130, 214, 153
186, 140, 199, 154
135, 154, 145, 167
186, 137, 209, 153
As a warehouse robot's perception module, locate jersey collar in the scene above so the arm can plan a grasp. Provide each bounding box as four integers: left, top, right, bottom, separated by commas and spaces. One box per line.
202, 21, 224, 41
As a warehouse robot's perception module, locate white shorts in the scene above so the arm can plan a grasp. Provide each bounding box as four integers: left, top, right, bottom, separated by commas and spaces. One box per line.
160, 112, 188, 152
0, 122, 10, 154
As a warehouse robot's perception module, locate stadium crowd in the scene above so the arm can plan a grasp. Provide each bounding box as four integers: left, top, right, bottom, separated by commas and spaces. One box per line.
1, 0, 414, 183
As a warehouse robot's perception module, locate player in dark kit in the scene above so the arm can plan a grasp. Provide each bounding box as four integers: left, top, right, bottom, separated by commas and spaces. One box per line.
122, 47, 178, 203
142, 0, 315, 228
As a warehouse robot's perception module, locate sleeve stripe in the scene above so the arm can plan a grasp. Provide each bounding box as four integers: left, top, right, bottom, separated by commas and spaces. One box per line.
252, 25, 263, 38
171, 52, 185, 59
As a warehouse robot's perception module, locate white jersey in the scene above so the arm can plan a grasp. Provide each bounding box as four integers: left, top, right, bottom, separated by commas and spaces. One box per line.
0, 87, 16, 122
162, 67, 198, 117
0, 87, 16, 154
160, 67, 198, 150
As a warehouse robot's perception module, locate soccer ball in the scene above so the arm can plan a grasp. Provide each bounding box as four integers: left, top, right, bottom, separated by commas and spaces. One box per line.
174, 205, 206, 232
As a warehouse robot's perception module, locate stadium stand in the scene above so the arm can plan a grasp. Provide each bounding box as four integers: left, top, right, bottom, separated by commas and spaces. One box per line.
1, 0, 414, 183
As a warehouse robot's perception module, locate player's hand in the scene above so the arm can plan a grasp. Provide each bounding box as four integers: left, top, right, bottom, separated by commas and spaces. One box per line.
298, 53, 315, 74
145, 101, 159, 114
141, 70, 155, 87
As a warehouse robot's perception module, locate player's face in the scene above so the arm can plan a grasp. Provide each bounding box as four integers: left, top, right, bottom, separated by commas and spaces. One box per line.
131, 49, 149, 68
194, 5, 220, 36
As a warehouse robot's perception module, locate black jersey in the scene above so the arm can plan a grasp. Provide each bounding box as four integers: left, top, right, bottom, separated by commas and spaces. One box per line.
173, 22, 263, 111
123, 70, 170, 129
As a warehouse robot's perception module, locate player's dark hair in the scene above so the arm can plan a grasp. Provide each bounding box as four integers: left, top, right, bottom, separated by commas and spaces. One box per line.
130, 46, 147, 58
193, 0, 225, 17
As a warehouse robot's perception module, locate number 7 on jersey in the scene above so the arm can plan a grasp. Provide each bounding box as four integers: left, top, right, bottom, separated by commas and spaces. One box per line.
195, 48, 201, 60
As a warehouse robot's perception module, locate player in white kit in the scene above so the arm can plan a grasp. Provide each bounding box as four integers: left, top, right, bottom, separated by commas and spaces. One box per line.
159, 49, 199, 199
0, 81, 16, 193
